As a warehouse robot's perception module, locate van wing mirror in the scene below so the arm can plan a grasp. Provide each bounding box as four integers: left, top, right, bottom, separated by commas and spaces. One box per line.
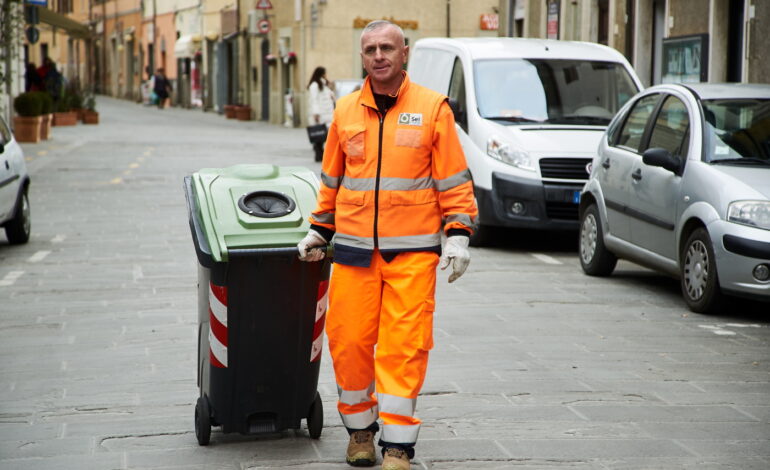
643, 147, 681, 174
447, 98, 467, 131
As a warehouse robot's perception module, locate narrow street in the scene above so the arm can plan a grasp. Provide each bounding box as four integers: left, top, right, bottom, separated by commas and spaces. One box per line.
1, 97, 768, 469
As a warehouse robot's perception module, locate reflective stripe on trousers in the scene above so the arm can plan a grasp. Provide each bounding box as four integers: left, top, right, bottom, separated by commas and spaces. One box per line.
327, 250, 438, 444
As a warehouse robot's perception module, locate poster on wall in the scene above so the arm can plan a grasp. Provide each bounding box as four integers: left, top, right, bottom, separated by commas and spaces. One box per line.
662, 34, 709, 83
546, 0, 560, 40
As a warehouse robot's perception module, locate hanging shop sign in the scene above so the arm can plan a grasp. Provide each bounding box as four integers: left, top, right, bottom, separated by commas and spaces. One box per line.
480, 14, 498, 31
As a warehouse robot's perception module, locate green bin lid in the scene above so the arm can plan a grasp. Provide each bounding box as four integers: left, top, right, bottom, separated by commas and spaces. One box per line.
191, 164, 319, 261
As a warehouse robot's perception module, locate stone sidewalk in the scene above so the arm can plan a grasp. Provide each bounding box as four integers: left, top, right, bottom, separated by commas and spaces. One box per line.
0, 97, 768, 469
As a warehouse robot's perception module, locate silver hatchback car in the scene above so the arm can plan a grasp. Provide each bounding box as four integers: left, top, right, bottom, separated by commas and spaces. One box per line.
579, 83, 770, 313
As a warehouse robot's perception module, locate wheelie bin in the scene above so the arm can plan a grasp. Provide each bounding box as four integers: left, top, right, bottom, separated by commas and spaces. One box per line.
183, 164, 331, 445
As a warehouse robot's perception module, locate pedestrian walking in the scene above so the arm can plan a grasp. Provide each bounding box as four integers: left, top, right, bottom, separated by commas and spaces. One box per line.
297, 20, 477, 470
25, 62, 43, 92
306, 66, 335, 162
153, 68, 172, 109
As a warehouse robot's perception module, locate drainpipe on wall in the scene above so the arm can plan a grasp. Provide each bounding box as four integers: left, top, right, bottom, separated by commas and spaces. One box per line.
446, 0, 451, 37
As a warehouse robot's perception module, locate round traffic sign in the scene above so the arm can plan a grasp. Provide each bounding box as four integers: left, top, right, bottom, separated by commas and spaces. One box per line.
257, 19, 270, 35
26, 26, 40, 44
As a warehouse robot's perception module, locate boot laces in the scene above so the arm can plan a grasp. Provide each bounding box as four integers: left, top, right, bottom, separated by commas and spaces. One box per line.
352, 430, 373, 444
385, 447, 407, 459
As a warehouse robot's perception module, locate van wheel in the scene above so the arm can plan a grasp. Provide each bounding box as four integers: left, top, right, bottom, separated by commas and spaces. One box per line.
579, 204, 616, 276
681, 228, 723, 314
5, 191, 31, 245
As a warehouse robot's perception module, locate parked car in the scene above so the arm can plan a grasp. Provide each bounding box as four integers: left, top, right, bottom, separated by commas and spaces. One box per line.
408, 38, 643, 245
333, 79, 363, 99
0, 115, 31, 244
579, 83, 770, 313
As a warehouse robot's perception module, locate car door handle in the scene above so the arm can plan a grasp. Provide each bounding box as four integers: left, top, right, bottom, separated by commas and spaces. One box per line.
601, 159, 610, 169
631, 168, 642, 181
4, 161, 9, 170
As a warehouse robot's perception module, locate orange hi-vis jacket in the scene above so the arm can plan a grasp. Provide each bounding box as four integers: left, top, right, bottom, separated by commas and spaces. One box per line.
309, 73, 477, 267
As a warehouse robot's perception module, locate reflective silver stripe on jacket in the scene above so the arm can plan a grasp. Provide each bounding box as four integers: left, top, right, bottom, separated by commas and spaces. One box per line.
338, 382, 375, 406
381, 423, 420, 444
341, 176, 435, 192
340, 407, 379, 430
378, 232, 441, 250
311, 211, 335, 225
321, 171, 341, 189
378, 393, 416, 417
445, 213, 475, 228
334, 232, 442, 251
434, 169, 472, 192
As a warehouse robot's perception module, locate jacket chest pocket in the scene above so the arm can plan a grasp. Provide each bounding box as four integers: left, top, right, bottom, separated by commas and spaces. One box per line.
394, 127, 425, 149
342, 123, 366, 161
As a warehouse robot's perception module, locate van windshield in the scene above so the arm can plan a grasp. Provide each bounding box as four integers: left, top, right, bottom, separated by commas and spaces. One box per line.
474, 59, 638, 126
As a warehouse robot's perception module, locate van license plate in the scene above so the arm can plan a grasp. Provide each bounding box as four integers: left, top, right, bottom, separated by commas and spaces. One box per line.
572, 191, 581, 204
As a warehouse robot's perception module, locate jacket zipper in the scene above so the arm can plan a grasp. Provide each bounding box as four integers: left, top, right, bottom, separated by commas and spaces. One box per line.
373, 111, 385, 250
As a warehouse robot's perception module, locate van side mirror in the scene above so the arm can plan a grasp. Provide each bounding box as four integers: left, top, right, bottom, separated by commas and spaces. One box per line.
448, 98, 467, 131
643, 147, 681, 174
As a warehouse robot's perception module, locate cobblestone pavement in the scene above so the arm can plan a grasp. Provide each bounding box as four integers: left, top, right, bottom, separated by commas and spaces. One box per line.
1, 97, 768, 469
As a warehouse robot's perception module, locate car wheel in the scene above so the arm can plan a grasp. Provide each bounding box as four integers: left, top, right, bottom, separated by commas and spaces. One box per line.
579, 203, 617, 276
5, 191, 31, 245
681, 228, 723, 313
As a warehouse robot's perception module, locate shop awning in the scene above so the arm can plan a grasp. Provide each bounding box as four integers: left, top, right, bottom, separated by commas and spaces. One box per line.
35, 6, 91, 39
174, 35, 201, 59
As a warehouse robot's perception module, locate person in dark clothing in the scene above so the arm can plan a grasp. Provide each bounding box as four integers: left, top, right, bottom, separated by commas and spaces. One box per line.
25, 63, 43, 92
153, 68, 172, 109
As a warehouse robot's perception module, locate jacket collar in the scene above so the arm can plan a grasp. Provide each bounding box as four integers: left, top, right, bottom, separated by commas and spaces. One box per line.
359, 71, 411, 110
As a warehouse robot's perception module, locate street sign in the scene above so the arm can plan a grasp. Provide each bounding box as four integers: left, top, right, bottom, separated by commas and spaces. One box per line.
257, 19, 271, 35
255, 0, 273, 9
26, 26, 39, 44
24, 0, 48, 6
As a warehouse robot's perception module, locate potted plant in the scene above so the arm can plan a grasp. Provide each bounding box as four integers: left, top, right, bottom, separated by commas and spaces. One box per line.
12, 92, 43, 143
53, 91, 78, 126
82, 92, 99, 124
69, 88, 84, 121
35, 91, 54, 140
235, 105, 252, 121
224, 104, 237, 119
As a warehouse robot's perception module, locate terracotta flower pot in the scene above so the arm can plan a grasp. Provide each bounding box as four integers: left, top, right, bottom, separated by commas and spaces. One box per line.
39, 114, 53, 140
53, 111, 78, 126
224, 104, 237, 119
235, 105, 252, 121
13, 116, 42, 143
82, 111, 99, 124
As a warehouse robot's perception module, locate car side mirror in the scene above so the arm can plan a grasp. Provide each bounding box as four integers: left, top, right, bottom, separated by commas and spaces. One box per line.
0, 143, 4, 154
643, 147, 681, 174
448, 98, 467, 131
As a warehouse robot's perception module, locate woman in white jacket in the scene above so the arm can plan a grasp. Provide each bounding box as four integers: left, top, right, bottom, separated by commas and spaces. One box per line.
307, 66, 335, 161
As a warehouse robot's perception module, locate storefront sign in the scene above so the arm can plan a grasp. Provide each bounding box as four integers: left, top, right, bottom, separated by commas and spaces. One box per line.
662, 34, 709, 83
353, 16, 418, 30
546, 0, 560, 40
480, 14, 498, 31
255, 0, 273, 9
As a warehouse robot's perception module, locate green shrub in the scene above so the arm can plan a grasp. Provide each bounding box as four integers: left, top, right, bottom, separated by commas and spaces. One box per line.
69, 90, 83, 109
55, 92, 72, 112
13, 92, 43, 117
84, 93, 96, 112
35, 92, 54, 114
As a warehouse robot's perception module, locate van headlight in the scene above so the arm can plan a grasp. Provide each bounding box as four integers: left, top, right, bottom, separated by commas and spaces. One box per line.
486, 136, 535, 171
727, 201, 770, 231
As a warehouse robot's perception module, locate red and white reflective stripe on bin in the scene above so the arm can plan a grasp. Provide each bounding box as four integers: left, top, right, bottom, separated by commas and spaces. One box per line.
310, 280, 328, 362
209, 283, 228, 368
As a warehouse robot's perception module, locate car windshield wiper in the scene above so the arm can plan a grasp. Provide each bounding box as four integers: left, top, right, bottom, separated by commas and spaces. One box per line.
546, 116, 611, 125
486, 116, 541, 123
710, 157, 770, 166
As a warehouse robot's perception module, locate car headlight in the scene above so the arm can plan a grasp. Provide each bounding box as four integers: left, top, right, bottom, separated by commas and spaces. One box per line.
486, 136, 535, 171
727, 200, 770, 231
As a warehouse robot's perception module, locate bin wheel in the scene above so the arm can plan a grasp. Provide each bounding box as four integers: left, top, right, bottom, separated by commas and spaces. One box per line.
307, 391, 323, 439
195, 396, 212, 446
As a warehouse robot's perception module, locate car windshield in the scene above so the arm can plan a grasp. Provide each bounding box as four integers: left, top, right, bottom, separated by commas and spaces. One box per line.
702, 98, 770, 165
474, 59, 638, 126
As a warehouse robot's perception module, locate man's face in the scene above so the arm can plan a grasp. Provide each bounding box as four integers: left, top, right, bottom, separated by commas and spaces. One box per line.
360, 25, 408, 90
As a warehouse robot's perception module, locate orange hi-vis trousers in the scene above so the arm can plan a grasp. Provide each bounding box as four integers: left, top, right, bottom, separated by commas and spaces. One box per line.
326, 250, 439, 445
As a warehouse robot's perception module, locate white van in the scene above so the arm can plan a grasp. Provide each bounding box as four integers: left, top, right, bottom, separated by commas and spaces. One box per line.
408, 38, 643, 244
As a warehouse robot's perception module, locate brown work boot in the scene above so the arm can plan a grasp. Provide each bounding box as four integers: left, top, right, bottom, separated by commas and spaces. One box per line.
346, 430, 376, 467
381, 447, 410, 470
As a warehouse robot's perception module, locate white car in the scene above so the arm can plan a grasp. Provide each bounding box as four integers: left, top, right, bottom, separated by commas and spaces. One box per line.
0, 116, 31, 244
579, 83, 770, 313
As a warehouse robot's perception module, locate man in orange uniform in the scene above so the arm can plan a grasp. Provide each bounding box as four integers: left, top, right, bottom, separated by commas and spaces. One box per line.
298, 20, 477, 470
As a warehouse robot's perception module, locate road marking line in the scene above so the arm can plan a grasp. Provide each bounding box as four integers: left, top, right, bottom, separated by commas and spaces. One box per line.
110, 177, 122, 184
0, 271, 25, 286
51, 234, 66, 243
698, 324, 736, 336
530, 252, 563, 265
129, 163, 139, 169
28, 250, 51, 263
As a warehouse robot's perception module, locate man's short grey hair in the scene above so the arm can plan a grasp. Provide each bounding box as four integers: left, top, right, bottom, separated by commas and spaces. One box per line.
361, 20, 405, 46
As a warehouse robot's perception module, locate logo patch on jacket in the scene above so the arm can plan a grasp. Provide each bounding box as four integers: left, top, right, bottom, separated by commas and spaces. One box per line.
398, 113, 423, 126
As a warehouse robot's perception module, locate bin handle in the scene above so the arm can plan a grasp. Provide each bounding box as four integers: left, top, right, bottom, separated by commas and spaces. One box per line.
228, 245, 332, 259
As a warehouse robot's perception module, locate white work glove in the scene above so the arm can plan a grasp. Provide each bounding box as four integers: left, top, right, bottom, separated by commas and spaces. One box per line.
439, 236, 470, 283
297, 229, 327, 262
